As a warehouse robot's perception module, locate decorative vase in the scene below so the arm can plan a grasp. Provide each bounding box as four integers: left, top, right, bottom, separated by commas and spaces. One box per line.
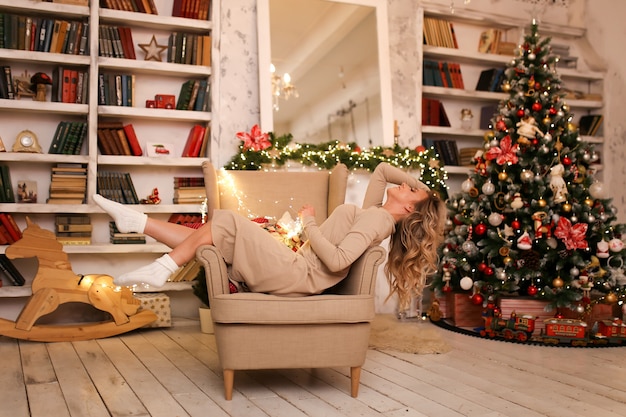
198, 307, 214, 334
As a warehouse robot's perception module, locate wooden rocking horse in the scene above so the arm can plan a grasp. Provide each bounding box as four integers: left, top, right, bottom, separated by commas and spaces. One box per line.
0, 218, 157, 342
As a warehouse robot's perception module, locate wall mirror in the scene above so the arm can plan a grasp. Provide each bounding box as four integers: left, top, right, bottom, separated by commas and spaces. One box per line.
258, 0, 394, 148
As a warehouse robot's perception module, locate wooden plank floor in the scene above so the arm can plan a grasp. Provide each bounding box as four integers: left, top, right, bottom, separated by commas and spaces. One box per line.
1, 319, 625, 417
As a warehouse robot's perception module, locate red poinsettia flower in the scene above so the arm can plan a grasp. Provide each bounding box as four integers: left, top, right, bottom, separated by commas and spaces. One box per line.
554, 216, 588, 250
236, 124, 271, 151
485, 135, 519, 165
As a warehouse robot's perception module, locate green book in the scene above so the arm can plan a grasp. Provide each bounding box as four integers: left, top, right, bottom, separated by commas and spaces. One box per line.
176, 79, 195, 110
0, 165, 14, 203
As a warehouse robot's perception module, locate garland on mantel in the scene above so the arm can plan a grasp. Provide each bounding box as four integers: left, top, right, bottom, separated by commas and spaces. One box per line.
225, 125, 450, 199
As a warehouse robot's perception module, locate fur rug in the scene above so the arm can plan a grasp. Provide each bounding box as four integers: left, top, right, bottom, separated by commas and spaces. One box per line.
368, 314, 451, 354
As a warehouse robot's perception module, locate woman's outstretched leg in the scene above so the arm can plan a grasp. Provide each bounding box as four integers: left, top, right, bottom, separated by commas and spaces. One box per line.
93, 194, 196, 248
115, 223, 215, 288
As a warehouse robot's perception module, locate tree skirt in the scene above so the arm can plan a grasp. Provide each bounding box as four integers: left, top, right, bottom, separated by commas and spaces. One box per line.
368, 314, 451, 354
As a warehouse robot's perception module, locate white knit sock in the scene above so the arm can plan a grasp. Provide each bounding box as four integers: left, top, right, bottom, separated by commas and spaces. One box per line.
114, 254, 179, 288
93, 194, 147, 233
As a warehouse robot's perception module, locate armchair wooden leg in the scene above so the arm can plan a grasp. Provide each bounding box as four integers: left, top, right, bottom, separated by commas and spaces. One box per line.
223, 369, 234, 400
350, 366, 361, 397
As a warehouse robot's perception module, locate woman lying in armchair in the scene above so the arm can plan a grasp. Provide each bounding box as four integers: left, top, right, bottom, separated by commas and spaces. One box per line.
94, 162, 446, 310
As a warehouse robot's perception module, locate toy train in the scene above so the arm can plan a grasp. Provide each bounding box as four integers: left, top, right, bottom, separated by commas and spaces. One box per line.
478, 303, 626, 346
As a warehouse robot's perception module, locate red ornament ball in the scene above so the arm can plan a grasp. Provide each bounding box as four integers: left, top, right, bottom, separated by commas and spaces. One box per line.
562, 156, 572, 166
517, 109, 525, 118
443, 285, 453, 293
531, 138, 538, 146
511, 220, 521, 230
478, 262, 487, 272
527, 284, 538, 296
532, 102, 542, 112
484, 267, 494, 276
549, 107, 557, 115
496, 120, 507, 131
471, 293, 484, 305
415, 145, 426, 153
475, 223, 487, 235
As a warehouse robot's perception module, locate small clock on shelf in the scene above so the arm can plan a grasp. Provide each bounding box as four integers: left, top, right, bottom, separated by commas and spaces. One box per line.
12, 130, 42, 153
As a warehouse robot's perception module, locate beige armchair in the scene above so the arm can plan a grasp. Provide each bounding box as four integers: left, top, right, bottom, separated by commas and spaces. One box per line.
196, 161, 386, 400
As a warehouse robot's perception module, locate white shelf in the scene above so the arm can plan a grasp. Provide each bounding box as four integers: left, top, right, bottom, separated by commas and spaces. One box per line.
99, 8, 212, 32
0, 0, 89, 18
98, 57, 211, 78
98, 155, 209, 166
97, 106, 212, 122
0, 99, 89, 115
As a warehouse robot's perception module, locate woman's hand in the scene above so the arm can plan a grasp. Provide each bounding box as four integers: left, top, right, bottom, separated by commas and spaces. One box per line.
299, 204, 315, 220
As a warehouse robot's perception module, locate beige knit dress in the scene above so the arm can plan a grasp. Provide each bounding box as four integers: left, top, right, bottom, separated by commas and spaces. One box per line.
210, 163, 427, 296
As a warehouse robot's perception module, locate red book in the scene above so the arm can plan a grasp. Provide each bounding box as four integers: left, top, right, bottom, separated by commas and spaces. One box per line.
122, 27, 136, 60
0, 224, 10, 244
0, 213, 20, 243
189, 125, 206, 158
69, 69, 78, 103
172, 0, 183, 17
181, 125, 204, 157
62, 68, 72, 103
123, 124, 143, 156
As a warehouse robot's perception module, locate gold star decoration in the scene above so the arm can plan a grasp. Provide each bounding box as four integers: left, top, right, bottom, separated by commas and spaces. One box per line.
139, 35, 168, 62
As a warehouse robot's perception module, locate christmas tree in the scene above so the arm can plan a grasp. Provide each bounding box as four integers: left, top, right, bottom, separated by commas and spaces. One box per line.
431, 21, 626, 318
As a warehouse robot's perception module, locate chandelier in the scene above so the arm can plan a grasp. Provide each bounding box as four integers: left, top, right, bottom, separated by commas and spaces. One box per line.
270, 64, 298, 111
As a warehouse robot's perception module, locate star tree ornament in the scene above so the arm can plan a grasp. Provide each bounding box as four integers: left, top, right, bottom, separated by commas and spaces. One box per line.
139, 35, 168, 62
430, 20, 626, 313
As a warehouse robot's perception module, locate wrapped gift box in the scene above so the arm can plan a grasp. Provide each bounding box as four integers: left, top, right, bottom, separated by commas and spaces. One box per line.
499, 297, 552, 332
438, 292, 484, 328
563, 302, 621, 326
134, 292, 171, 328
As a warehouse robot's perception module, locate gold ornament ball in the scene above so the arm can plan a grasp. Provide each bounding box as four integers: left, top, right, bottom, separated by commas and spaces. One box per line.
542, 116, 551, 126
562, 104, 570, 113
605, 292, 618, 304
552, 277, 564, 288
484, 131, 495, 142
584, 198, 594, 207
503, 256, 513, 266
567, 122, 576, 132
502, 82, 512, 92
538, 198, 547, 207
562, 203, 572, 212
498, 171, 508, 181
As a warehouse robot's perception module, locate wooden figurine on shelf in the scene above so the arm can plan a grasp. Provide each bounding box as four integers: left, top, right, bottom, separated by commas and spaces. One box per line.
0, 218, 157, 342
30, 72, 53, 102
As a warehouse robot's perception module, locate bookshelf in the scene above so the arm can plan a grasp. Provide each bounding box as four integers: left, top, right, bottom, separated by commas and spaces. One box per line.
417, 3, 605, 190
0, 0, 216, 302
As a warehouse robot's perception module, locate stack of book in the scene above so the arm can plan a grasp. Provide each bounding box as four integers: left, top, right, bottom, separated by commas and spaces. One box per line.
181, 124, 209, 157
167, 33, 212, 66
109, 222, 146, 244
168, 258, 203, 282
98, 25, 136, 59
47, 163, 87, 204
578, 114, 604, 136
423, 59, 464, 89
97, 73, 135, 107
422, 138, 459, 166
51, 66, 89, 104
175, 79, 210, 111
168, 212, 204, 229
173, 177, 206, 204
0, 65, 15, 99
97, 171, 139, 204
0, 15, 89, 55
458, 147, 483, 166
55, 214, 92, 245
475, 68, 506, 92
172, 0, 211, 20
0, 254, 25, 286
0, 164, 15, 203
422, 98, 450, 127
0, 213, 22, 244
422, 17, 458, 48
100, 0, 158, 14
96, 122, 142, 156
48, 121, 88, 155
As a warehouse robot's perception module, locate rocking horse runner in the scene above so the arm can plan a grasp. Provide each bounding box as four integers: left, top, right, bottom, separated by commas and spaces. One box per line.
0, 218, 156, 342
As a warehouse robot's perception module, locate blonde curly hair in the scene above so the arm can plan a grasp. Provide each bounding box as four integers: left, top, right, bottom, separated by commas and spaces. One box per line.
384, 191, 447, 311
